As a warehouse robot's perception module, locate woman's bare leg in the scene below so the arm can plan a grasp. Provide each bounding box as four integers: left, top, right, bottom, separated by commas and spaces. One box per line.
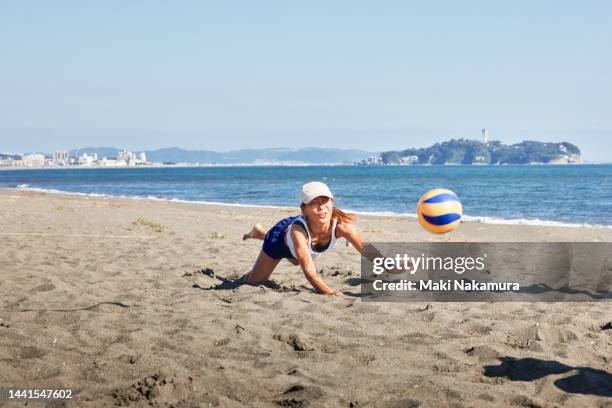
243, 224, 266, 241
244, 250, 281, 284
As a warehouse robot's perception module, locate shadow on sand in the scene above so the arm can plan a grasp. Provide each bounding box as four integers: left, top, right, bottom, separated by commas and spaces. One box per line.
192, 274, 282, 291
190, 270, 368, 297
518, 283, 612, 300
484, 356, 612, 397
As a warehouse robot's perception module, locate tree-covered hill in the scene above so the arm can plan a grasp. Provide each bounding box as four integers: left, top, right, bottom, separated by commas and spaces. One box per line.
380, 139, 581, 165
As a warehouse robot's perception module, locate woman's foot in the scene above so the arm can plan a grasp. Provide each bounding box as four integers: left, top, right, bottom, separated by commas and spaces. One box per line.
243, 223, 266, 240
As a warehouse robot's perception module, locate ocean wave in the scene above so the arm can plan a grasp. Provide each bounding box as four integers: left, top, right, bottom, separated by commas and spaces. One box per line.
461, 215, 612, 230
10, 185, 612, 230
15, 186, 109, 198
12, 185, 292, 210
348, 210, 612, 229
345, 209, 418, 218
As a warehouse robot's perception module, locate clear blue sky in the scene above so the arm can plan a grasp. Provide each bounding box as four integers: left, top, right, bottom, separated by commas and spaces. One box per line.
1, 1, 611, 161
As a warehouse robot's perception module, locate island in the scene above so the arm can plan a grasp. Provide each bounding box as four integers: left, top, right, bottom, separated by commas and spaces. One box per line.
373, 139, 582, 165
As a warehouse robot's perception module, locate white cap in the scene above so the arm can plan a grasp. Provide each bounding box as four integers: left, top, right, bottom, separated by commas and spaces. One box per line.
300, 181, 334, 204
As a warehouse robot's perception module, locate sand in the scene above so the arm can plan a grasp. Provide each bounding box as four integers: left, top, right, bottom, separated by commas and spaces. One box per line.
0, 188, 611, 407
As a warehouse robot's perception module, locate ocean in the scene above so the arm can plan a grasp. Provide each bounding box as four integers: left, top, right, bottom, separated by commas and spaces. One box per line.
1, 164, 611, 227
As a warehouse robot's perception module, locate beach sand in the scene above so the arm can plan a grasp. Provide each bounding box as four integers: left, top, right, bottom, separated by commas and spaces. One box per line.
0, 188, 611, 407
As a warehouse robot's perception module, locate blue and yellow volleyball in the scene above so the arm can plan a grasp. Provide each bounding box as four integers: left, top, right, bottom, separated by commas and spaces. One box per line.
417, 188, 463, 234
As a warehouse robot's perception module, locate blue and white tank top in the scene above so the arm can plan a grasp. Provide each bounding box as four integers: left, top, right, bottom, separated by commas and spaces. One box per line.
285, 215, 338, 260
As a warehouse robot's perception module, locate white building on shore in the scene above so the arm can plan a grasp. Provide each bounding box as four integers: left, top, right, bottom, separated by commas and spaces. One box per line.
0, 154, 22, 166
116, 149, 148, 166
399, 155, 419, 165
117, 149, 138, 165
53, 151, 70, 165
77, 153, 97, 166
22, 153, 46, 167
360, 156, 383, 165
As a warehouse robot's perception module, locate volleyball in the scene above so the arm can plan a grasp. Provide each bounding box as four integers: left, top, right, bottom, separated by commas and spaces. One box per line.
416, 188, 463, 234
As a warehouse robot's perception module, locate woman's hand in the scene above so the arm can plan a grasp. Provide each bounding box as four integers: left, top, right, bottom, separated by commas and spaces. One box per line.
328, 290, 344, 296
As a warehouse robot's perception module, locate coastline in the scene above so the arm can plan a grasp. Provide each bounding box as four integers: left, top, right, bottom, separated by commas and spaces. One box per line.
1, 161, 608, 173
0, 163, 357, 171
5, 185, 612, 231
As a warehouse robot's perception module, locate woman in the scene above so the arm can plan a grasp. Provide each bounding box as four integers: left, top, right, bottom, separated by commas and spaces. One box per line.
242, 181, 378, 296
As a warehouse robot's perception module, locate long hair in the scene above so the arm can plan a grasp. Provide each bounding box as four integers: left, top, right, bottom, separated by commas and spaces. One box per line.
332, 207, 357, 224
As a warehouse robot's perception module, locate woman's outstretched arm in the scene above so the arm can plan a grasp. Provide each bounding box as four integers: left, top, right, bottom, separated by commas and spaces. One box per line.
290, 226, 342, 295
336, 222, 380, 261
337, 222, 412, 272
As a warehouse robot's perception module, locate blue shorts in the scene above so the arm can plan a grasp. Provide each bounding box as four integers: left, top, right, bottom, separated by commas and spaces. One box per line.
262, 216, 301, 260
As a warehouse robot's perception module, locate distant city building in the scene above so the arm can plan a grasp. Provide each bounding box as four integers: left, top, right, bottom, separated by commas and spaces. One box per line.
116, 149, 130, 165
359, 155, 383, 165
100, 157, 118, 166
116, 149, 128, 163
53, 150, 69, 165
482, 128, 489, 144
78, 153, 96, 166
0, 154, 21, 166
22, 153, 45, 167
1, 148, 156, 168
399, 155, 419, 165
